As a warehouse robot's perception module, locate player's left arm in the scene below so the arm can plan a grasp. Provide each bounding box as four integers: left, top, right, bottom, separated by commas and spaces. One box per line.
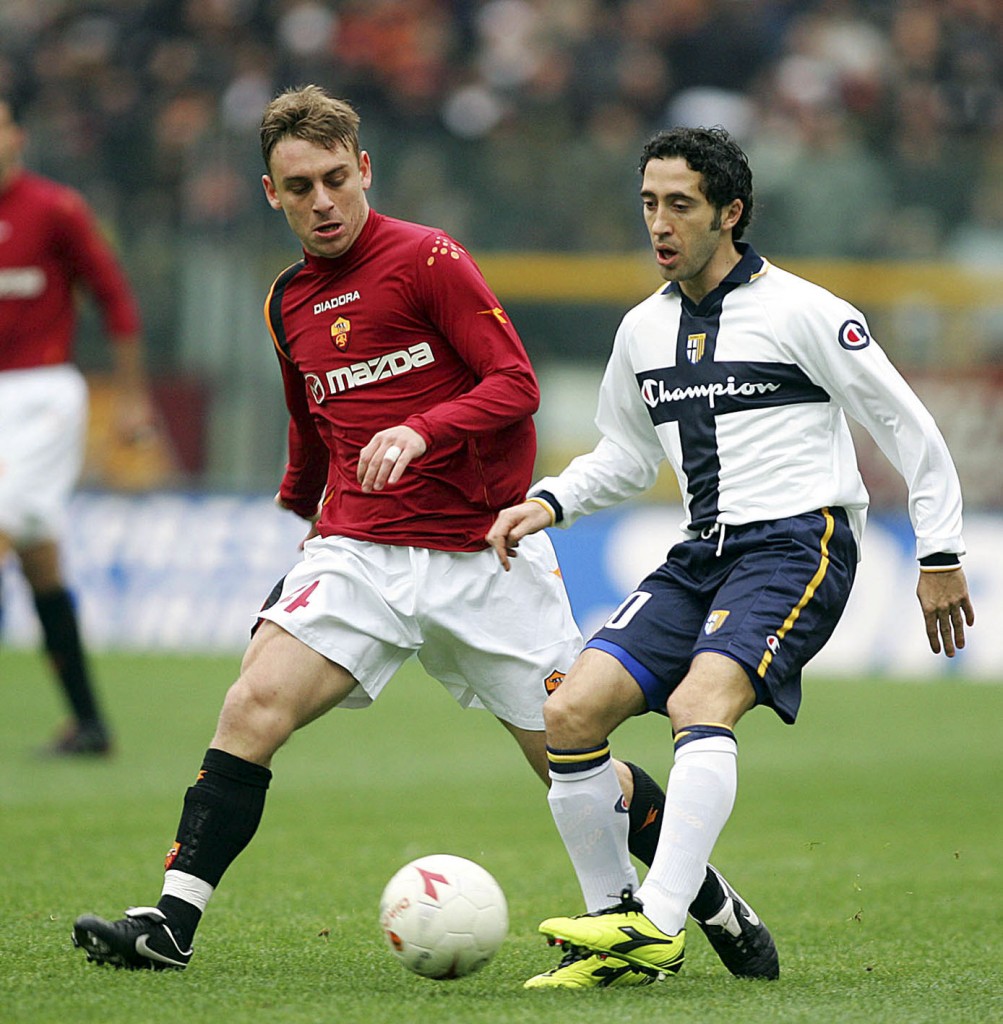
789, 298, 974, 655
402, 233, 540, 446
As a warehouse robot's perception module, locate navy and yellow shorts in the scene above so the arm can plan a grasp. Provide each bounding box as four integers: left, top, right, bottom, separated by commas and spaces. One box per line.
585, 508, 857, 724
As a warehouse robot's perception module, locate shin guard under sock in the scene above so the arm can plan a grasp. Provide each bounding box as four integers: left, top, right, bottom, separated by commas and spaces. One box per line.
158, 748, 272, 946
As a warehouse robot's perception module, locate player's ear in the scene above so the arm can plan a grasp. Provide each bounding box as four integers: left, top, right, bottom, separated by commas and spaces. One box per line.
359, 150, 373, 190
262, 174, 282, 210
721, 198, 743, 233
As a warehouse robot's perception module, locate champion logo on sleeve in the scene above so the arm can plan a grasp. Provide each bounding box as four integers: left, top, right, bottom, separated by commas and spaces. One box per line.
837, 319, 870, 351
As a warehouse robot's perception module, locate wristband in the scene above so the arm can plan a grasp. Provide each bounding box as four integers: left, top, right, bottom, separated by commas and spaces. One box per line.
919, 552, 962, 573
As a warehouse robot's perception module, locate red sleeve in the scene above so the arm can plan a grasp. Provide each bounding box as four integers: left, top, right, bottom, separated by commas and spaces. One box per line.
55, 187, 141, 339
276, 352, 329, 519
402, 234, 539, 448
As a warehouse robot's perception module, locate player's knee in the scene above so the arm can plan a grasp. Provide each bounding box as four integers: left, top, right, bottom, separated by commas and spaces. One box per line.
216, 677, 293, 756
542, 687, 604, 748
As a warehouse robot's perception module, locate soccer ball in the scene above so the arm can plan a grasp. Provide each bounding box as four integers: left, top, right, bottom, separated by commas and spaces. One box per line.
378, 854, 508, 979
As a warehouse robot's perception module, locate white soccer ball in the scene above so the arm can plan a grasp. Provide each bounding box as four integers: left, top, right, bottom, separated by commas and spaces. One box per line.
378, 853, 509, 979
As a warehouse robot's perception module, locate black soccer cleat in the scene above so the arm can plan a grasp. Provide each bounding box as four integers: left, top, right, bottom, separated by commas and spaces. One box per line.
695, 866, 779, 980
72, 907, 192, 970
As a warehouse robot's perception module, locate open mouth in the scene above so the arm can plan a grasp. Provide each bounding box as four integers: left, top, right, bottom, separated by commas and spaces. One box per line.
656, 245, 679, 267
314, 221, 342, 239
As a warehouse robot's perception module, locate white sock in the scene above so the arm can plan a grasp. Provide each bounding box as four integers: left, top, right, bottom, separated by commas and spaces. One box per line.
637, 733, 738, 935
548, 756, 639, 912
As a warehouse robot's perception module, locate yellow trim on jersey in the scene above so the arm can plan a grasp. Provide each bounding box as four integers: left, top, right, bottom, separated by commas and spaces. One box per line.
757, 508, 836, 678
547, 745, 611, 764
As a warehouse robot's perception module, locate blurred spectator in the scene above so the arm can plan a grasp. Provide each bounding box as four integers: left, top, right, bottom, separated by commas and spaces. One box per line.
0, 0, 999, 375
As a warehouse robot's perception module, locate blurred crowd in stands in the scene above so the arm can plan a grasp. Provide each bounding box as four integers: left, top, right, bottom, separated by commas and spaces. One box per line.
2, 0, 1001, 261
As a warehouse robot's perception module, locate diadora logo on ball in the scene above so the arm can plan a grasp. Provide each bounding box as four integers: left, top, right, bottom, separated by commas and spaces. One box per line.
838, 319, 870, 351
305, 342, 435, 402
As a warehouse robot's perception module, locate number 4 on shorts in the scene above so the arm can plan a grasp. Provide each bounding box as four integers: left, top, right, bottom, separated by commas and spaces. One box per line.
283, 580, 319, 613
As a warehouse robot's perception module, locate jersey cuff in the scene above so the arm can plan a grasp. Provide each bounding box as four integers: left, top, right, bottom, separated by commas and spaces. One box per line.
919, 552, 962, 572
528, 489, 563, 524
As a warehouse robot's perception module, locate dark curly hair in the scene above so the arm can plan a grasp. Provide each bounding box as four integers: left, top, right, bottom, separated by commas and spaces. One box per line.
639, 126, 754, 240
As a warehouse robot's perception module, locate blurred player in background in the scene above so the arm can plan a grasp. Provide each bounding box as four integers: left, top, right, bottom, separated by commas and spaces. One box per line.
487, 126, 974, 987
71, 86, 774, 986
0, 95, 156, 756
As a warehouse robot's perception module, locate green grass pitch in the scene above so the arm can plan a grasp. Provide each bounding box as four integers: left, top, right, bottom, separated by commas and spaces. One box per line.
2, 648, 1000, 1023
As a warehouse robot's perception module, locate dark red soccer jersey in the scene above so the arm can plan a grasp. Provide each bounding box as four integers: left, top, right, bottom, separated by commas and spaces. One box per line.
0, 171, 141, 370
265, 211, 540, 552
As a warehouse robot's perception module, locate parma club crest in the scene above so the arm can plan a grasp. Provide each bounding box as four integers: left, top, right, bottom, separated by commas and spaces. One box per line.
686, 333, 706, 364
703, 609, 729, 635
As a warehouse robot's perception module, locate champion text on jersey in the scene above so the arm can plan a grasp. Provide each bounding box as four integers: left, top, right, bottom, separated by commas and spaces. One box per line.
313, 290, 361, 314
641, 374, 782, 410
304, 341, 435, 402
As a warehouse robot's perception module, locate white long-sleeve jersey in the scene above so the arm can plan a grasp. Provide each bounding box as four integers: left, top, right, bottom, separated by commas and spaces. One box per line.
534, 245, 965, 562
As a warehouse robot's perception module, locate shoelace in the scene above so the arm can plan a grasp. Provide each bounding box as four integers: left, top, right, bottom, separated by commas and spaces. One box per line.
588, 887, 645, 917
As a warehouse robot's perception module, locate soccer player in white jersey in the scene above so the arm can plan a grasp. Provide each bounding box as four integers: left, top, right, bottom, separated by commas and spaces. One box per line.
487, 126, 974, 987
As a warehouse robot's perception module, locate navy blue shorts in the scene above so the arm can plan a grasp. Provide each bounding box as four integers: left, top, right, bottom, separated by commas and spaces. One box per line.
585, 508, 857, 724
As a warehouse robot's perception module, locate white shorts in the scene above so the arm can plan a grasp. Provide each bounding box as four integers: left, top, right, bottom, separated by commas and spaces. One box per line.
0, 364, 88, 544
257, 532, 583, 730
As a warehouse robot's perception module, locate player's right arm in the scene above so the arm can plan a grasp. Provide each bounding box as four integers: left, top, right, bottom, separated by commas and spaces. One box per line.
274, 347, 328, 522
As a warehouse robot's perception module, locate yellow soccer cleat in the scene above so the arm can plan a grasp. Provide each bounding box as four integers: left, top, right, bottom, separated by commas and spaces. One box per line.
539, 888, 685, 976
524, 940, 664, 989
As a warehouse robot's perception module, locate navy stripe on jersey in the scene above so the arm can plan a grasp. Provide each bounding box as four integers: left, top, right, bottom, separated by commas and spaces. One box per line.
635, 259, 830, 529
266, 261, 306, 360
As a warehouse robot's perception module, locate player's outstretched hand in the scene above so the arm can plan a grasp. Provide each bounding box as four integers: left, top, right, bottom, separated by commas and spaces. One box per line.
358, 425, 427, 493
486, 500, 554, 571
916, 567, 974, 657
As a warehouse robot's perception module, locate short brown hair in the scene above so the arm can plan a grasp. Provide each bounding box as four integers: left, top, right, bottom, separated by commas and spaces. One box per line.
260, 85, 360, 172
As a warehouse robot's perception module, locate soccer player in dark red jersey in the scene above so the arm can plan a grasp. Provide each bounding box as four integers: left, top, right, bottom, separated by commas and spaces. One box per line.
72, 87, 774, 984
0, 95, 156, 756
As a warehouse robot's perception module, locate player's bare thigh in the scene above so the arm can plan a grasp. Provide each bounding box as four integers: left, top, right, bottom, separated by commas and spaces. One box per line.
666, 651, 756, 731
212, 620, 359, 767
543, 647, 647, 749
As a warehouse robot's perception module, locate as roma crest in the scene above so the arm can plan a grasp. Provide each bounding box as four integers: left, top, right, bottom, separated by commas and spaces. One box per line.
544, 669, 566, 695
331, 316, 351, 350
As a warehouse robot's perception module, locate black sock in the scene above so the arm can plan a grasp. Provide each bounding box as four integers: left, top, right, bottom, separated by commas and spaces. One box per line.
34, 587, 104, 728
623, 760, 727, 919
157, 894, 202, 949
688, 867, 729, 923
157, 748, 272, 947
